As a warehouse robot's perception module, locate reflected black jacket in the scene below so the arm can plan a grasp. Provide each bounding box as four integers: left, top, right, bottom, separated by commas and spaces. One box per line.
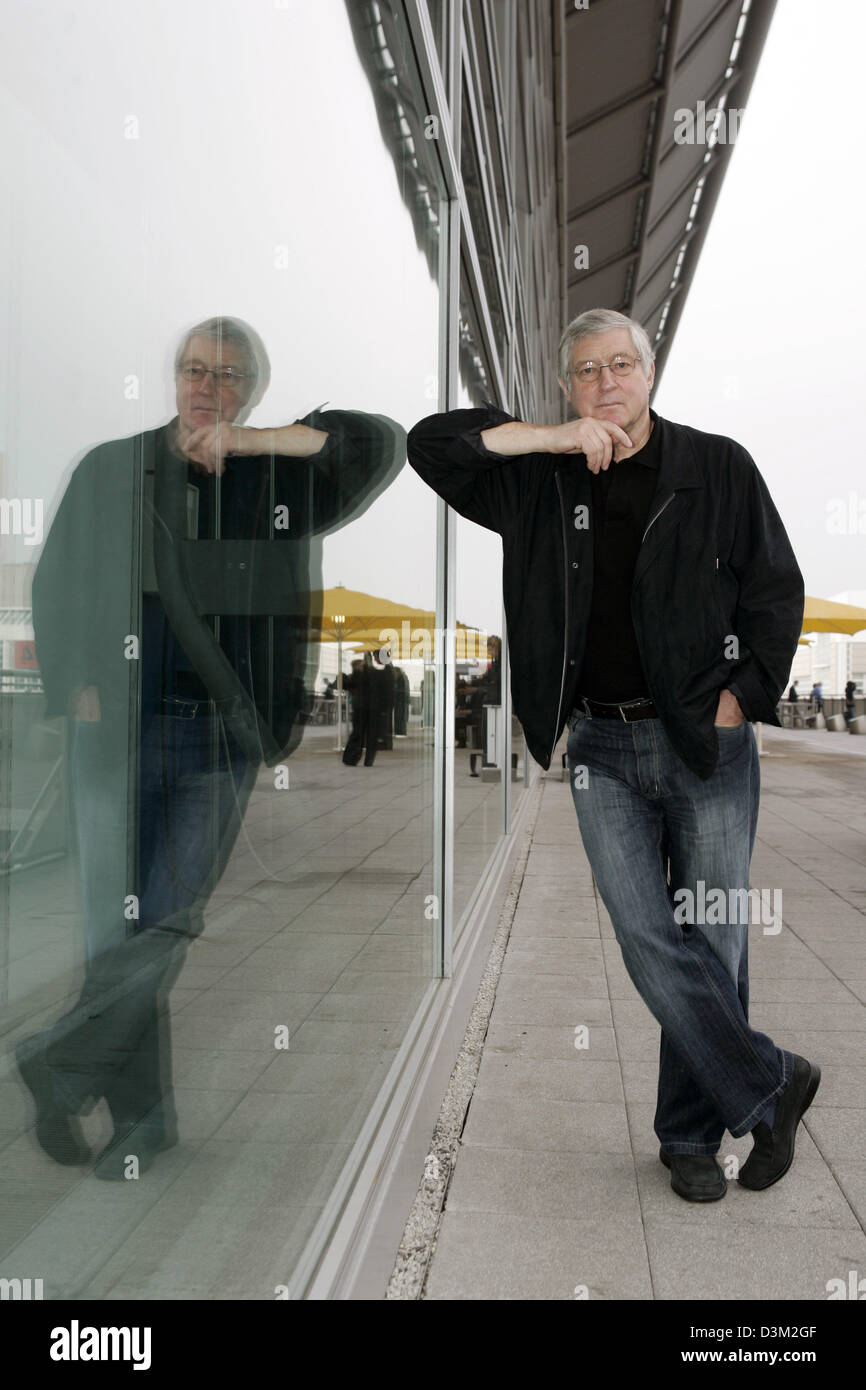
407, 406, 804, 778
33, 409, 405, 763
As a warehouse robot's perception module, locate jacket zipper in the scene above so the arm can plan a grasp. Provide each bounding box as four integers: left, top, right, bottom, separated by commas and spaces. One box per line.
632, 491, 677, 719
550, 470, 571, 764
641, 492, 675, 545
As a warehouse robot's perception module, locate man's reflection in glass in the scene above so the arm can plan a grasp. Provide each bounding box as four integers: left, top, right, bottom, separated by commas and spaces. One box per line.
20, 317, 404, 1179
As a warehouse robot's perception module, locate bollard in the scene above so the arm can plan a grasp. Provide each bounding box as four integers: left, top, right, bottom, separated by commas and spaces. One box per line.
849, 715, 866, 735
826, 713, 847, 732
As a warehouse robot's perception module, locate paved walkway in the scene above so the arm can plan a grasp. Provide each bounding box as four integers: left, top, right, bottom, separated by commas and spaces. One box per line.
419, 725, 866, 1300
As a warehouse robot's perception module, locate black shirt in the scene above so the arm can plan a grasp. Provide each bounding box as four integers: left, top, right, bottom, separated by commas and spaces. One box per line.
576, 414, 660, 703
142, 437, 251, 713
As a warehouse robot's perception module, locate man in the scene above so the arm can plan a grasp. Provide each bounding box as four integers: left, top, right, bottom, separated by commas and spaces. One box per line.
21, 317, 403, 1177
787, 679, 799, 702
342, 656, 378, 766
844, 678, 856, 726
407, 307, 818, 1203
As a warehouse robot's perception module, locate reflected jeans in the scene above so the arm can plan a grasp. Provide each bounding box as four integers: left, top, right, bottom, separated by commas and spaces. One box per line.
566, 710, 792, 1154
42, 707, 256, 1135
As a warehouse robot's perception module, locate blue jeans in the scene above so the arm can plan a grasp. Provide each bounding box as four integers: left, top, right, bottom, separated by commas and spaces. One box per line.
566, 710, 792, 1155
43, 709, 256, 1128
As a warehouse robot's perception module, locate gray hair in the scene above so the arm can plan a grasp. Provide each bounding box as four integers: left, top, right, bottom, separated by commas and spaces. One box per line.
174, 315, 271, 418
558, 308, 654, 382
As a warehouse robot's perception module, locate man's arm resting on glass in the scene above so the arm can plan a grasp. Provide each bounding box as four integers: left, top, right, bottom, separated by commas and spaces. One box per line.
181, 422, 329, 473
480, 417, 632, 472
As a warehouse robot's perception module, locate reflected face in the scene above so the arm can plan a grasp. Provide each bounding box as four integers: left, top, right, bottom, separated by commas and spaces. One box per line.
562, 327, 654, 441
175, 333, 253, 433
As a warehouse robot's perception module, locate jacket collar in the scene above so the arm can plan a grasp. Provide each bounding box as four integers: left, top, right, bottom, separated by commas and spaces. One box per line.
651, 411, 704, 492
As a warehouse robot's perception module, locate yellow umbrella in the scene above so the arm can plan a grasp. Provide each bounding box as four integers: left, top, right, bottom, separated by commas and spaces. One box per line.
312, 586, 486, 659
801, 596, 866, 635
313, 586, 434, 643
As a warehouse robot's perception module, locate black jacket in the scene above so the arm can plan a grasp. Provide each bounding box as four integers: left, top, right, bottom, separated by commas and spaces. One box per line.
33, 409, 405, 763
407, 406, 803, 778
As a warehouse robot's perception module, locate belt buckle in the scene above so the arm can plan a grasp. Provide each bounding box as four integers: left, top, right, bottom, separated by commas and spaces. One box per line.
620, 698, 652, 722
166, 697, 198, 719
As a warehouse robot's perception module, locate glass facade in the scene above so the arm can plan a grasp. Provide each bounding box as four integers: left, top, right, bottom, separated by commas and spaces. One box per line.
0, 0, 559, 1298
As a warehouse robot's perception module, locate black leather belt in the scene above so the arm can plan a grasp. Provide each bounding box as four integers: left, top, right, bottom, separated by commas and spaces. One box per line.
574, 695, 658, 722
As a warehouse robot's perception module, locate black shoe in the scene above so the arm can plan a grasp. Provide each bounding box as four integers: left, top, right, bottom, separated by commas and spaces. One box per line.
737, 1054, 821, 1191
15, 1041, 91, 1166
660, 1148, 727, 1202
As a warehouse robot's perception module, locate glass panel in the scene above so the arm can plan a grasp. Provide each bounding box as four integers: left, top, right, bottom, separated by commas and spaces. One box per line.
0, 0, 440, 1299
452, 278, 506, 930
461, 90, 509, 378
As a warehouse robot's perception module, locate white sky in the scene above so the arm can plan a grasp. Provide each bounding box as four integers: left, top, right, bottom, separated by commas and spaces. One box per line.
654, 0, 866, 600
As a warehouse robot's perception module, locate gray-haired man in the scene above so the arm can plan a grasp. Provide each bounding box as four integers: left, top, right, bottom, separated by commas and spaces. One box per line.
408, 307, 818, 1202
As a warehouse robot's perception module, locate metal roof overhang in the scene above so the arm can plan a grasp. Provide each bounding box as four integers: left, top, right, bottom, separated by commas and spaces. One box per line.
560, 0, 778, 386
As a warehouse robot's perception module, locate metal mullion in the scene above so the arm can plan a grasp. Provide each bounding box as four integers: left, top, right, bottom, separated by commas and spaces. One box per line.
517, 30, 538, 223
461, 0, 514, 282
459, 209, 508, 404
439, 0, 462, 981
479, 0, 517, 222
399, 2, 461, 981
433, 198, 460, 981
507, 187, 516, 409
461, 23, 511, 330
402, 0, 461, 200
405, 0, 504, 393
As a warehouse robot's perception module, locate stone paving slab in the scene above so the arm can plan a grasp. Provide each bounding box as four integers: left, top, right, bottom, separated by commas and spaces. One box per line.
425, 1211, 653, 1300
422, 728, 866, 1301
444, 1149, 641, 1221
643, 1223, 866, 1302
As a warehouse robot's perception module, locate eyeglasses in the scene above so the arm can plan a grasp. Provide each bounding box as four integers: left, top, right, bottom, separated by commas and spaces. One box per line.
568, 355, 639, 383
178, 364, 249, 386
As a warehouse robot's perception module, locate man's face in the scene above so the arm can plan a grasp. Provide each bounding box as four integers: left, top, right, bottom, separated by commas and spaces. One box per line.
560, 327, 655, 440
175, 333, 253, 433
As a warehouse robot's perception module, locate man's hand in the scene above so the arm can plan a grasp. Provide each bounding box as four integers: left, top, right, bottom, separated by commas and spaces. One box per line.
480, 417, 631, 472
542, 418, 633, 472
714, 689, 745, 727
180, 423, 259, 475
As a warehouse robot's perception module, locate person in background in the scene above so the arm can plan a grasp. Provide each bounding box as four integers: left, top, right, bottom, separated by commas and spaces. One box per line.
342, 657, 378, 766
